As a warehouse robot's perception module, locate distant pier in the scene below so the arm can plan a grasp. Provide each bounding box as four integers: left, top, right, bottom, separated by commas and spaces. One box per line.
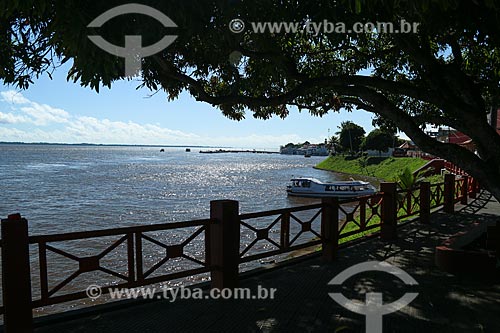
199, 149, 279, 154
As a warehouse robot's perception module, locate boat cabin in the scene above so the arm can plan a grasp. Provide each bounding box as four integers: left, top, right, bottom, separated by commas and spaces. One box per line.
287, 177, 376, 198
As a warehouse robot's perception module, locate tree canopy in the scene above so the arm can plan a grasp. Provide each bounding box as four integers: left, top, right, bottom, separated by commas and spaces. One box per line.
336, 121, 365, 153
327, 135, 340, 154
363, 128, 395, 154
2, 0, 500, 200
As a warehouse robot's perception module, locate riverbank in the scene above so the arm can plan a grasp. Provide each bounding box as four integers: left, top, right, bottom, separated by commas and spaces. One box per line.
315, 155, 428, 181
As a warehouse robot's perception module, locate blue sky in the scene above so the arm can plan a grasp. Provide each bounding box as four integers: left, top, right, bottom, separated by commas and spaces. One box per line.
0, 62, 380, 149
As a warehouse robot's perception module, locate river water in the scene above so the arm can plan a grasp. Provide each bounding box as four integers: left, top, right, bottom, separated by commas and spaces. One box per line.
0, 144, 372, 316
0, 144, 350, 232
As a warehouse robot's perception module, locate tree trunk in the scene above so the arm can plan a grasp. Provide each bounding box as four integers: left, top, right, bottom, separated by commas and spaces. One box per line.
373, 102, 500, 203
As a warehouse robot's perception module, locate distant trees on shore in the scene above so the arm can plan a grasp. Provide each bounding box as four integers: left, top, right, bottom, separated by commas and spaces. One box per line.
328, 121, 403, 155
336, 121, 365, 153
362, 129, 397, 155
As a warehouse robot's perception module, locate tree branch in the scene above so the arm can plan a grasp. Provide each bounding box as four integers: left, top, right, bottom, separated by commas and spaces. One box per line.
448, 37, 463, 66
153, 54, 500, 176
338, 85, 497, 186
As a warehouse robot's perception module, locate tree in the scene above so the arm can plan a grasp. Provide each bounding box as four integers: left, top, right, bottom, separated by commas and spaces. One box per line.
327, 135, 341, 154
363, 129, 394, 155
2, 1, 500, 201
336, 121, 365, 153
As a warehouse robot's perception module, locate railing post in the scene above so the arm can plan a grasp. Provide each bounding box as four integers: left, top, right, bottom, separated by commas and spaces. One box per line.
280, 212, 290, 250
496, 221, 500, 261
1, 213, 33, 333
419, 182, 431, 224
321, 198, 339, 261
444, 174, 455, 213
381, 182, 397, 240
209, 200, 240, 289
359, 198, 367, 230
461, 175, 469, 205
469, 178, 477, 199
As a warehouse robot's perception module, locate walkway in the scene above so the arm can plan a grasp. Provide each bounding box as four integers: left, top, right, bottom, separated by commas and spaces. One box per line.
34, 192, 500, 332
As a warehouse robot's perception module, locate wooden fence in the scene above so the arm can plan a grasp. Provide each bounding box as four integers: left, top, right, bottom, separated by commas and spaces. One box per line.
0, 174, 479, 332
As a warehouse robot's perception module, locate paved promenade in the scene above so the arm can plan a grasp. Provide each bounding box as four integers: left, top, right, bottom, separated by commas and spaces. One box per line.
35, 191, 500, 332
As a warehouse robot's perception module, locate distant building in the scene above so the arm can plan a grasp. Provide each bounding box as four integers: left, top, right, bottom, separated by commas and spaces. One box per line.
424, 109, 500, 155
427, 128, 453, 143
280, 143, 329, 156
398, 141, 427, 158
447, 131, 475, 152
366, 148, 394, 157
279, 145, 299, 155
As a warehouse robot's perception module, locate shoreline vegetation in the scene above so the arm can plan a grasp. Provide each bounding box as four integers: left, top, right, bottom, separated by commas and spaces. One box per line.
315, 155, 444, 183
287, 155, 447, 258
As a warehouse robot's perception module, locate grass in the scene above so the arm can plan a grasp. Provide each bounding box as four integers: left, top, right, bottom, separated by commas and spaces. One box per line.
307, 155, 447, 250
308, 181, 449, 253
314, 155, 447, 238
424, 173, 445, 184
315, 155, 428, 181
335, 180, 446, 244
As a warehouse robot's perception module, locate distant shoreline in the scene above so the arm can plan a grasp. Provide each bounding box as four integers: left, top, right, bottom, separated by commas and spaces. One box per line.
199, 149, 280, 154
0, 142, 223, 149
0, 142, 282, 152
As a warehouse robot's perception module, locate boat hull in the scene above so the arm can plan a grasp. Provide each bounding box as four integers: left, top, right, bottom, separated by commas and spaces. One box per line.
286, 189, 376, 198
286, 177, 377, 199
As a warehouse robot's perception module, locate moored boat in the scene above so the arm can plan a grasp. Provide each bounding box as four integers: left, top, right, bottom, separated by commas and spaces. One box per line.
286, 177, 376, 198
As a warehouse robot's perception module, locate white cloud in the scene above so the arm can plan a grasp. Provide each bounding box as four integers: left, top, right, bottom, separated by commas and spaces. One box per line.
0, 125, 307, 148
201, 134, 308, 148
20, 104, 70, 125
62, 116, 200, 144
0, 112, 32, 124
0, 90, 313, 148
0, 90, 30, 104
1, 90, 70, 125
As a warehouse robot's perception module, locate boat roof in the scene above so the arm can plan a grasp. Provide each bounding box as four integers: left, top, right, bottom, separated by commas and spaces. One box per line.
290, 177, 370, 186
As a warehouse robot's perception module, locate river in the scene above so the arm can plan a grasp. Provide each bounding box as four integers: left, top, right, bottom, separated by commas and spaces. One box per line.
0, 144, 372, 316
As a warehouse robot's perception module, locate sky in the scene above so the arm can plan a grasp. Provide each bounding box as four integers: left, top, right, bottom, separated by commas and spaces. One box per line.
0, 62, 381, 149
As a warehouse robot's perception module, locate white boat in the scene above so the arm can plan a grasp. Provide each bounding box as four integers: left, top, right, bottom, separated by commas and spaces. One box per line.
286, 177, 377, 198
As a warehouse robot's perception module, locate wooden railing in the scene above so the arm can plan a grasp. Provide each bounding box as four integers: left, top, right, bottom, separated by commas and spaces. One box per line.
238, 204, 324, 263
30, 218, 212, 308
444, 161, 468, 176
430, 182, 445, 209
338, 195, 383, 240
0, 175, 479, 332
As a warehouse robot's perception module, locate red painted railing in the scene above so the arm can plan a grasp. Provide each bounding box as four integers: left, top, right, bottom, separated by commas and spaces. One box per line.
444, 161, 469, 176
0, 174, 479, 332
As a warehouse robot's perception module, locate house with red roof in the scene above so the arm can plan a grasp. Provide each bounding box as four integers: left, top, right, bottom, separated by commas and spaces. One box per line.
446, 109, 500, 152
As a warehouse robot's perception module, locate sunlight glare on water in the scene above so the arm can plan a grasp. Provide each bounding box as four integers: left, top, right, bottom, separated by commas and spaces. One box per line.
0, 144, 343, 234
0, 144, 379, 316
